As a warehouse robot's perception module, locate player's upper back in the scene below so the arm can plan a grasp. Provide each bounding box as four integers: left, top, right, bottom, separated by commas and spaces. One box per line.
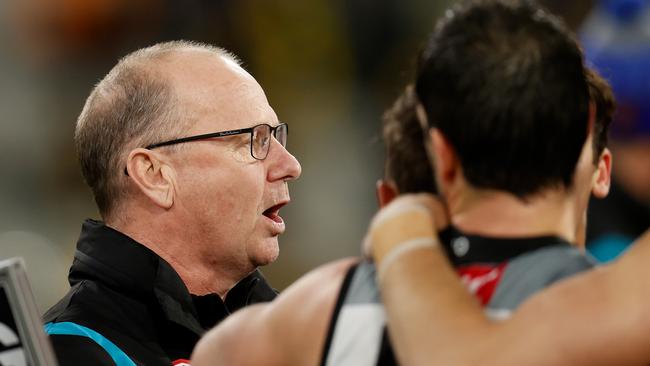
321, 227, 595, 365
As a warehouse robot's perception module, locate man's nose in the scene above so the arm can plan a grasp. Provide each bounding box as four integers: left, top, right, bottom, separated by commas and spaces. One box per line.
266, 138, 302, 182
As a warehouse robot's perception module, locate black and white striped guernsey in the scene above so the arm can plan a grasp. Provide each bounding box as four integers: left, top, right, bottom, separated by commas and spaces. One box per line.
320, 226, 596, 366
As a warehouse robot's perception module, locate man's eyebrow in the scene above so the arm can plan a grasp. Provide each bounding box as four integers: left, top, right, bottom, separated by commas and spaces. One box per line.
250, 121, 281, 127
218, 132, 248, 142
236, 132, 254, 144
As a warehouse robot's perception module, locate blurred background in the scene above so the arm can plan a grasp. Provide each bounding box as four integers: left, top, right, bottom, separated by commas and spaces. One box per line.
0, 0, 647, 313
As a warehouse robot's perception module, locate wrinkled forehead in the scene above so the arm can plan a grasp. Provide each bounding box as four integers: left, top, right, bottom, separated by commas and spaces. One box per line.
161, 51, 278, 131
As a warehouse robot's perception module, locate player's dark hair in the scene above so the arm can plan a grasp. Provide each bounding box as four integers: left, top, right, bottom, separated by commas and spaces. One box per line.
383, 86, 436, 194
416, 0, 590, 197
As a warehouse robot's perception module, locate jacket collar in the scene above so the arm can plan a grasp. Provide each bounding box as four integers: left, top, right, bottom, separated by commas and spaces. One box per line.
70, 219, 224, 335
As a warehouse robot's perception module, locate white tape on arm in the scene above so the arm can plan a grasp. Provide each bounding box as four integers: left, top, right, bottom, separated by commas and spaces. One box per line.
369, 202, 432, 234
377, 237, 437, 282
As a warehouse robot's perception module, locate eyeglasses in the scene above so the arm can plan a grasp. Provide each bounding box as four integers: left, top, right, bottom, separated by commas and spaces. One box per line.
146, 122, 288, 160
124, 123, 288, 176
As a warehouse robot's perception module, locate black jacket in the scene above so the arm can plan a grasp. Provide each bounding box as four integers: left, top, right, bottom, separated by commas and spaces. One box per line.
43, 219, 277, 365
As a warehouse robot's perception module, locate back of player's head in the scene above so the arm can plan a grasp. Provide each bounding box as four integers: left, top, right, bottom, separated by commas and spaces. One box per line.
416, 0, 590, 198
382, 86, 436, 194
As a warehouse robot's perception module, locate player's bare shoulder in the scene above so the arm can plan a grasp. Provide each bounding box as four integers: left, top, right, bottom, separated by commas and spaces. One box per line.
192, 257, 359, 366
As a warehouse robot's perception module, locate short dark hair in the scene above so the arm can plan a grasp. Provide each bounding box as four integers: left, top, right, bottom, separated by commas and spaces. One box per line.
416, 0, 590, 197
382, 85, 436, 194
587, 68, 615, 163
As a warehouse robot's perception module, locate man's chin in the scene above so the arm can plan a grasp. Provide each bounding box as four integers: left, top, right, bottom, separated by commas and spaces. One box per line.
251, 237, 280, 266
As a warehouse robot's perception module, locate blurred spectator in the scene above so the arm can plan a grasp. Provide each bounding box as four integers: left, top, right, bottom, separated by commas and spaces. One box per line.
581, 0, 650, 262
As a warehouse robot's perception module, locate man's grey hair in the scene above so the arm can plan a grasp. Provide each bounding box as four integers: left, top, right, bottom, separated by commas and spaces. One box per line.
74, 40, 241, 219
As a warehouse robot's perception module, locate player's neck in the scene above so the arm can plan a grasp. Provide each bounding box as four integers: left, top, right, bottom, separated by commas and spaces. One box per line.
448, 187, 578, 243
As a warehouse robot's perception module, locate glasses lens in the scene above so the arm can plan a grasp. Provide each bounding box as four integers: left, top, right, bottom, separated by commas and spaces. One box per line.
252, 124, 271, 160
275, 124, 287, 147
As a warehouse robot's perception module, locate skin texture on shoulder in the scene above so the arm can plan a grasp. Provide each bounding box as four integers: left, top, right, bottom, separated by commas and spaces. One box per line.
191, 257, 358, 366
370, 194, 650, 365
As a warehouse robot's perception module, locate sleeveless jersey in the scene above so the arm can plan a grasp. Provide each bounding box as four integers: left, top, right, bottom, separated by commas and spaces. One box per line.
321, 227, 595, 365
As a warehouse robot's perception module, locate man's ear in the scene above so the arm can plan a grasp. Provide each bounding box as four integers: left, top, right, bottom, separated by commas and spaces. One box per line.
429, 128, 458, 192
125, 148, 175, 209
592, 147, 612, 199
376, 179, 399, 208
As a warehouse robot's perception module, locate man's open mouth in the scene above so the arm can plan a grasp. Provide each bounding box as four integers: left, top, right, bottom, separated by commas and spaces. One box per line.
263, 203, 287, 223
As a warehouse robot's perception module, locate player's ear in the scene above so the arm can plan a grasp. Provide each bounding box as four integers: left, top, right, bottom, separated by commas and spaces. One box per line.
592, 147, 612, 199
429, 128, 459, 193
376, 179, 399, 208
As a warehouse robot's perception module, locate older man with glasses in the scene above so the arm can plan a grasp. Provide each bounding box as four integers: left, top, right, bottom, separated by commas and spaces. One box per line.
42, 40, 301, 366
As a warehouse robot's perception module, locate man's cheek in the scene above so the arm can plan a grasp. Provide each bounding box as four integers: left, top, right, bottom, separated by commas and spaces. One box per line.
227, 144, 254, 163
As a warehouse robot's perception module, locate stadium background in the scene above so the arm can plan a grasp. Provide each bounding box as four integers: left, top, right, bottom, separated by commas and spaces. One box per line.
0, 0, 643, 312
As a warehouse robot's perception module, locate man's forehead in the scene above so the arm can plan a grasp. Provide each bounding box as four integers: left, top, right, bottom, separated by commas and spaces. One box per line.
159, 50, 247, 86
160, 50, 277, 129
222, 55, 253, 80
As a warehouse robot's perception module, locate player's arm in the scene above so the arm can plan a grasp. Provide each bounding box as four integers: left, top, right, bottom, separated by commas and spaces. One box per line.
368, 194, 650, 365
490, 231, 650, 365
364, 193, 490, 365
191, 257, 358, 366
